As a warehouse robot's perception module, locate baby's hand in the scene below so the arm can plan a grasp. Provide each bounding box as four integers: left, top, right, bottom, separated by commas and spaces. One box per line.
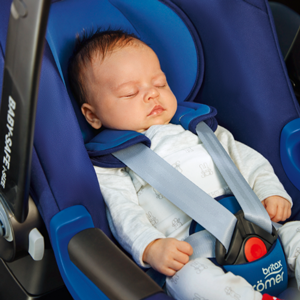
261, 195, 291, 223
143, 238, 193, 276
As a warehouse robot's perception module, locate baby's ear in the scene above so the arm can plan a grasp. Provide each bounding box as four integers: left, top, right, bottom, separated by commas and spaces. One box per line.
81, 103, 102, 129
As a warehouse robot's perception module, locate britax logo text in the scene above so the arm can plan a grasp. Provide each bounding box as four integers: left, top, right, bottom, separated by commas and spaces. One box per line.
0, 96, 16, 189
253, 260, 284, 293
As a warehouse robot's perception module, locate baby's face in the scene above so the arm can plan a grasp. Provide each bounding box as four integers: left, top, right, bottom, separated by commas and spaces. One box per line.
82, 43, 177, 132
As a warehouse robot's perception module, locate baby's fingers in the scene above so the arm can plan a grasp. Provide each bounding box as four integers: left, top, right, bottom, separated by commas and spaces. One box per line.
160, 254, 186, 276
271, 207, 283, 223
177, 240, 193, 256
173, 250, 190, 265
168, 259, 185, 272
266, 203, 277, 220
163, 267, 179, 277
282, 205, 291, 221
269, 203, 290, 222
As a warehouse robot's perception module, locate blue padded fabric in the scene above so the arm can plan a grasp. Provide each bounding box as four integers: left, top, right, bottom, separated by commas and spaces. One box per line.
46, 0, 202, 143
0, 0, 11, 101
168, 0, 300, 221
30, 147, 60, 225
30, 42, 112, 238
280, 119, 300, 191
86, 130, 151, 153
187, 107, 218, 134
0, 0, 11, 56
171, 104, 211, 129
87, 133, 152, 168
224, 239, 288, 296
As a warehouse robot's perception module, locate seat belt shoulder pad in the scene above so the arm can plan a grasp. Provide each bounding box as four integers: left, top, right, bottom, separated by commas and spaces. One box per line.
86, 130, 151, 168
171, 103, 218, 133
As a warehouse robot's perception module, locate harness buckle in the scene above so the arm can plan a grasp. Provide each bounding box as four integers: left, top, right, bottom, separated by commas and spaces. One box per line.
215, 210, 278, 265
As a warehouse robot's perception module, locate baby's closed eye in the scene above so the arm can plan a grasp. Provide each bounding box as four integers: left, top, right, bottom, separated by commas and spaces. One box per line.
155, 81, 167, 88
119, 88, 139, 98
153, 73, 167, 88
122, 92, 138, 98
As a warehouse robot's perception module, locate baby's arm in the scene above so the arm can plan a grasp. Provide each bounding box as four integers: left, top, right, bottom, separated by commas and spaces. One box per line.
143, 238, 193, 276
94, 166, 165, 267
261, 195, 291, 222
215, 126, 292, 221
95, 166, 193, 274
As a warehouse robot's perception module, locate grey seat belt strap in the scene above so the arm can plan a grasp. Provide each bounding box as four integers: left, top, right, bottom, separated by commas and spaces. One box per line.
185, 221, 281, 260
113, 143, 237, 251
185, 230, 216, 260
195, 122, 272, 234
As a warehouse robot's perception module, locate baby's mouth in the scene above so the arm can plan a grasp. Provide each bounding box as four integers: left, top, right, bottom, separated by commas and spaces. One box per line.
148, 105, 165, 116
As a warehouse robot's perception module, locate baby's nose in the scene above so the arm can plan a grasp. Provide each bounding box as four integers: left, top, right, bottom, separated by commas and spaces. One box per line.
144, 87, 159, 102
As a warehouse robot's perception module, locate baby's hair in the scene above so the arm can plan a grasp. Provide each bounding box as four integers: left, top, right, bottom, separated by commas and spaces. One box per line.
68, 28, 143, 107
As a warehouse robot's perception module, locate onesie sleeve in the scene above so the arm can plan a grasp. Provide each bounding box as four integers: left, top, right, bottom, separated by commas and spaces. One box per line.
94, 166, 166, 267
215, 126, 292, 206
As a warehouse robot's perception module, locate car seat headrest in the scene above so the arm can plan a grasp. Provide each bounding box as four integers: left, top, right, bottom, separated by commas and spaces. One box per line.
46, 0, 204, 143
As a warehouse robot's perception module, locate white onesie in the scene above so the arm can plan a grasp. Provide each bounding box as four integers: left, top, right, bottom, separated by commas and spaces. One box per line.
94, 124, 297, 300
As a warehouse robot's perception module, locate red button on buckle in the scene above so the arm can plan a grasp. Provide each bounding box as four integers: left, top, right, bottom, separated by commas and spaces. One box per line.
244, 237, 267, 262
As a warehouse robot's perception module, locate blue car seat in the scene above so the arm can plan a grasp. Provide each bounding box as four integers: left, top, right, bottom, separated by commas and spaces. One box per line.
1, 0, 300, 299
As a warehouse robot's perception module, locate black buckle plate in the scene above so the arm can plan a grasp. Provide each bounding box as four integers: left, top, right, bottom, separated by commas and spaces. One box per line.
215, 210, 278, 265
